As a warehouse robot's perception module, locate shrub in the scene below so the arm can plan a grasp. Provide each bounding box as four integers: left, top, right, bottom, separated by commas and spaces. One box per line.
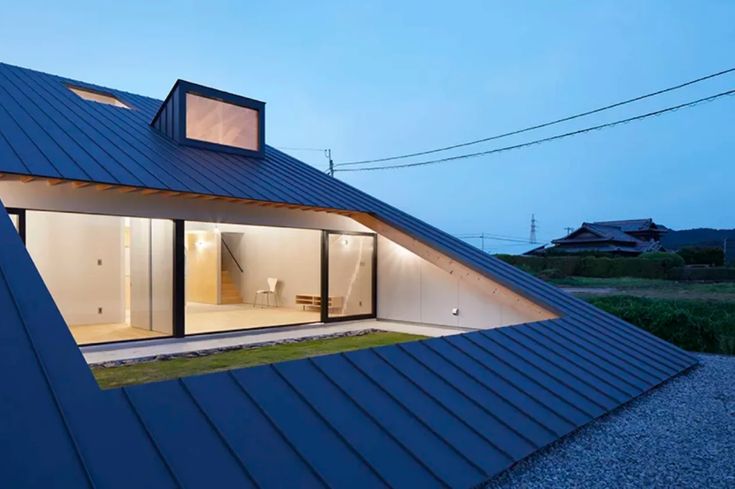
536, 268, 565, 280
668, 267, 735, 281
587, 296, 733, 354
677, 246, 724, 266
495, 253, 688, 280
639, 251, 686, 267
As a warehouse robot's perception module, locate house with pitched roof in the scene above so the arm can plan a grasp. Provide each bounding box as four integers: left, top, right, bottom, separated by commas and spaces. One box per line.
529, 218, 668, 256
0, 62, 696, 488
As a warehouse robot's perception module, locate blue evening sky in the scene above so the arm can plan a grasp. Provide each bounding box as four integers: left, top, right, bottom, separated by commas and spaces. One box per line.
1, 1, 733, 252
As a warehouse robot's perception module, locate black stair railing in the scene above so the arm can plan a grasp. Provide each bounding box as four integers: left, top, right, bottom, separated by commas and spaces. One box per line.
221, 235, 244, 273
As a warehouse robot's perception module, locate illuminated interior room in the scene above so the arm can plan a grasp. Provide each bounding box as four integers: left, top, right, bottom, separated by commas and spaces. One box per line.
25, 210, 173, 344
184, 222, 323, 334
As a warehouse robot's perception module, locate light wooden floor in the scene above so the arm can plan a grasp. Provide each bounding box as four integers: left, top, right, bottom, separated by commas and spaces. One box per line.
69, 304, 321, 344
186, 303, 320, 334
69, 323, 167, 345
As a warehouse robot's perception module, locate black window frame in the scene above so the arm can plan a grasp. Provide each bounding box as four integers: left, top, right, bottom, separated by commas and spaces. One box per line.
6, 207, 25, 243
17, 207, 177, 347
8, 206, 378, 344
178, 81, 265, 158
321, 230, 378, 323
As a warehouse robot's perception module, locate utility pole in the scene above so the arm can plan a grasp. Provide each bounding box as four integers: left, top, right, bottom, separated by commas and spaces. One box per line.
480, 232, 486, 253
325, 149, 334, 177
529, 214, 537, 244
564, 226, 574, 235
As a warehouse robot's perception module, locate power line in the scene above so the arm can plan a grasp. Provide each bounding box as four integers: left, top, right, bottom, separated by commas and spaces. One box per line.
335, 66, 735, 167
276, 146, 329, 152
334, 88, 735, 173
455, 233, 552, 244
456, 235, 529, 244
277, 146, 335, 176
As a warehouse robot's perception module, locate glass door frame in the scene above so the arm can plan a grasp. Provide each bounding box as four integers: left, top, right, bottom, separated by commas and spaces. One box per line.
6, 207, 25, 243
321, 230, 378, 323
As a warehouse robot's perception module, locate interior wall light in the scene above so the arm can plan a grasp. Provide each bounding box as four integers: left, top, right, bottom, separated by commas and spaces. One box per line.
196, 240, 206, 250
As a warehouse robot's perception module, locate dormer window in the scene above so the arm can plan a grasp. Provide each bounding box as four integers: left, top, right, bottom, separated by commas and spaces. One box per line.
151, 80, 265, 158
68, 86, 130, 109
185, 93, 259, 151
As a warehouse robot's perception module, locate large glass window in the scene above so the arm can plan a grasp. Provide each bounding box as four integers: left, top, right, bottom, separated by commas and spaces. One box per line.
327, 233, 375, 319
185, 222, 321, 334
25, 211, 173, 345
186, 93, 259, 151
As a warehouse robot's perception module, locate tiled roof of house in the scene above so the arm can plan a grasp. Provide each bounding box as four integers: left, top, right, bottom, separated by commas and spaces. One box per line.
593, 218, 668, 233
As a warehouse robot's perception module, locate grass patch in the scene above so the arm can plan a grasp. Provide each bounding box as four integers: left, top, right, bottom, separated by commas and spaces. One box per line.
587, 295, 735, 355
93, 331, 425, 389
550, 276, 673, 289
552, 276, 735, 302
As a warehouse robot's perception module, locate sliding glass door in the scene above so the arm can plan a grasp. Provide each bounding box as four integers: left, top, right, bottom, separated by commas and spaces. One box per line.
324, 231, 377, 321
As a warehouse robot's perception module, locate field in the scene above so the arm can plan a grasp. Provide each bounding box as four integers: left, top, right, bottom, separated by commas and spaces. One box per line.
93, 331, 425, 389
551, 276, 735, 302
552, 277, 735, 355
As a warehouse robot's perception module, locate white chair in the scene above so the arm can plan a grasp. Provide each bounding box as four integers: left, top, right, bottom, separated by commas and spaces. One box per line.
253, 277, 279, 307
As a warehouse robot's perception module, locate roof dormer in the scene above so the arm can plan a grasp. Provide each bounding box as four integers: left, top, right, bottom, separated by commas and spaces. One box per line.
151, 80, 265, 158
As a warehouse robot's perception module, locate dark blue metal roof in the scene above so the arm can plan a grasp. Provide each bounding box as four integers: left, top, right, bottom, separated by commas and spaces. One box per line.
0, 63, 698, 488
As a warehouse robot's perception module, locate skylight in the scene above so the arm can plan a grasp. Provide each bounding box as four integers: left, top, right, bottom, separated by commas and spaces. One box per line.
68, 86, 129, 109
185, 93, 259, 151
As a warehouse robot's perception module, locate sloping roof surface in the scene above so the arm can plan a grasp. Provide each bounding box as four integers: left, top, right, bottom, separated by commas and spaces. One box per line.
554, 223, 641, 245
0, 63, 698, 488
593, 218, 668, 233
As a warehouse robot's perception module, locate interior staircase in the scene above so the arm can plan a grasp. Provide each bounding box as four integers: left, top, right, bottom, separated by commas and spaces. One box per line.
220, 270, 242, 304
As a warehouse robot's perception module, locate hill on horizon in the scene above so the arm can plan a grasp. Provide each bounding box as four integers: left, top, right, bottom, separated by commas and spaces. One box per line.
662, 228, 735, 250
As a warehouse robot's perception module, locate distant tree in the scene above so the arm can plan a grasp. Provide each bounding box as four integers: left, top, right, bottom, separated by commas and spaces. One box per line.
676, 246, 724, 267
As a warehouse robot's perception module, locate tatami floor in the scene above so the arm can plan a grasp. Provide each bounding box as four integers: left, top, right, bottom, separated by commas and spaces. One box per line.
69, 303, 321, 344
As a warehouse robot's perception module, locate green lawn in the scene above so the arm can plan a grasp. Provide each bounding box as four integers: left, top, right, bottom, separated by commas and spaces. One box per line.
93, 331, 425, 389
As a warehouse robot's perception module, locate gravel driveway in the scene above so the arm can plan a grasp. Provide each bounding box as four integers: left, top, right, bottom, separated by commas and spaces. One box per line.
486, 354, 735, 489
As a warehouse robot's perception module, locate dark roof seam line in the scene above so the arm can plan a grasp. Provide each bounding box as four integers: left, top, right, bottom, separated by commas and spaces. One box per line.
226, 371, 332, 489
177, 378, 261, 488
306, 357, 452, 489
397, 342, 564, 439
269, 364, 392, 489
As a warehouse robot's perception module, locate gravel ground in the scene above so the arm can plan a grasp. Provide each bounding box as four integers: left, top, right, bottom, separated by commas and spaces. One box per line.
486, 354, 735, 489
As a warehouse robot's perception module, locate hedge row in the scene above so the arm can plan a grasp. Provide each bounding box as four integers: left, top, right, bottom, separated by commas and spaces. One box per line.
496, 253, 735, 281
587, 295, 735, 355
677, 246, 725, 266
496, 253, 685, 279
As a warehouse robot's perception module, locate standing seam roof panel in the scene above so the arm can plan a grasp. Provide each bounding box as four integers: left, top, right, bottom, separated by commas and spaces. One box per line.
9, 66, 166, 188
0, 66, 118, 183
0, 64, 699, 488
399, 340, 576, 438
274, 360, 445, 489
375, 347, 555, 459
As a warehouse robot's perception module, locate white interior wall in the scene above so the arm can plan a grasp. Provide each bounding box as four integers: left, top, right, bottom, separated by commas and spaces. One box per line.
241, 226, 320, 307
129, 218, 151, 329
377, 236, 545, 329
26, 211, 125, 326
150, 220, 174, 333
186, 222, 321, 308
